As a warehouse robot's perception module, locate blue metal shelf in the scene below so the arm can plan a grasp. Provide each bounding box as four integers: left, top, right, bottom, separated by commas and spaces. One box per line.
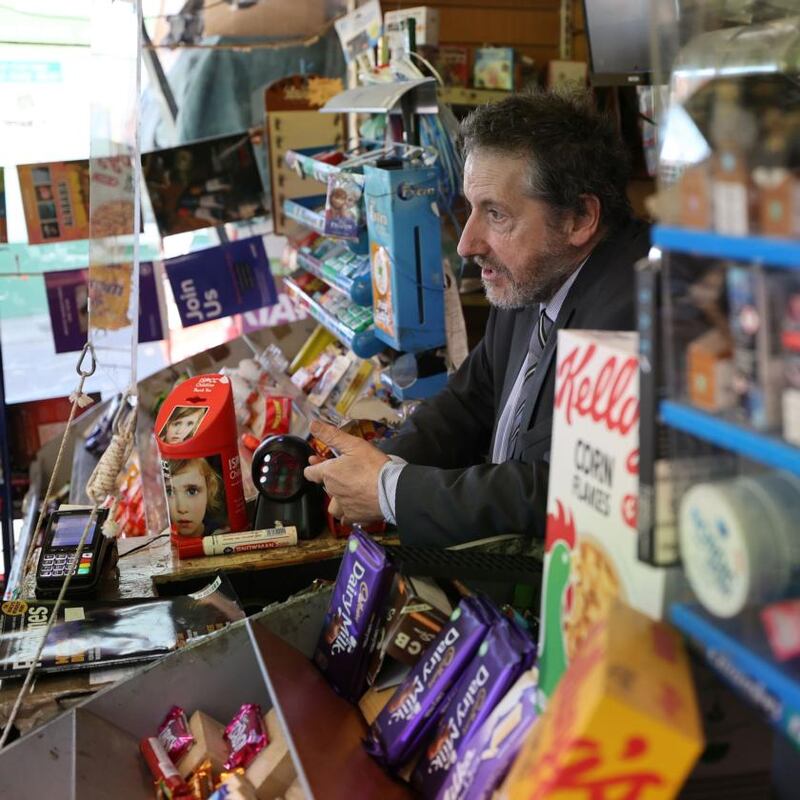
660, 400, 800, 475
671, 603, 800, 747
283, 277, 383, 359
296, 251, 372, 307
653, 225, 800, 269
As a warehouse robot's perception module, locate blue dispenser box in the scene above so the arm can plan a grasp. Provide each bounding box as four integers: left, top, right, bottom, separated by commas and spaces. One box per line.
363, 164, 446, 353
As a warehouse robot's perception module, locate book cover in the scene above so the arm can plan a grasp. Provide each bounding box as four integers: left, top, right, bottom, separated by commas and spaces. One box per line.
473, 46, 514, 91
143, 133, 267, 237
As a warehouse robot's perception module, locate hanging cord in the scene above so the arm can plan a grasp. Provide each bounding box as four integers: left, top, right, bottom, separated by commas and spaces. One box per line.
0, 507, 99, 750
16, 343, 97, 596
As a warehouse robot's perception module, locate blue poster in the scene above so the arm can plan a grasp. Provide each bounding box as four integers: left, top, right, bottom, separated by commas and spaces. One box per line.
165, 235, 278, 328
44, 262, 164, 354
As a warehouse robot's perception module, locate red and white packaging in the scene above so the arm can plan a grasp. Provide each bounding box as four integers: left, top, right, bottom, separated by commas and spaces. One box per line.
537, 330, 684, 705
155, 374, 248, 552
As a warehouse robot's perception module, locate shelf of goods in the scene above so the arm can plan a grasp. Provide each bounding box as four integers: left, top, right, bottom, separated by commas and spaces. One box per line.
284, 274, 384, 359
295, 244, 372, 307
659, 400, 800, 476
671, 602, 800, 748
653, 225, 800, 270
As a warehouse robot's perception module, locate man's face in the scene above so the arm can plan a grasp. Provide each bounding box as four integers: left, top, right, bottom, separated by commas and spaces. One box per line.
457, 149, 581, 309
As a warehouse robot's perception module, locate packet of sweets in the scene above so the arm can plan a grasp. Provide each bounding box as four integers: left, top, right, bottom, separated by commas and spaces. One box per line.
365, 596, 494, 768
412, 617, 535, 796
435, 670, 539, 800
223, 704, 268, 770
313, 529, 395, 700
158, 706, 195, 763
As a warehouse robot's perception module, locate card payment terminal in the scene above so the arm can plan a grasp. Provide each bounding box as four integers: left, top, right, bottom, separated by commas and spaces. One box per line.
36, 507, 113, 598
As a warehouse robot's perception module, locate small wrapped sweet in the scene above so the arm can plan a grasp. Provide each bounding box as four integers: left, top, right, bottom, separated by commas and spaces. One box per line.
140, 736, 194, 800
158, 706, 196, 763
365, 596, 495, 768
223, 704, 269, 770
313, 530, 395, 701
412, 616, 536, 797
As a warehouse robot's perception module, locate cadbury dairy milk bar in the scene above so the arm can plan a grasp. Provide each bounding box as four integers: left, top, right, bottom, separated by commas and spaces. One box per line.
365, 595, 495, 768
413, 616, 535, 797
313, 529, 394, 701
435, 669, 539, 800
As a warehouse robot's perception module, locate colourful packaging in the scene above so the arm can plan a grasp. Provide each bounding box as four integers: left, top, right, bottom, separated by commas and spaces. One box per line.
223, 703, 268, 770
313, 530, 395, 701
413, 617, 536, 797
158, 705, 195, 763
365, 596, 494, 768
436, 670, 539, 800
538, 331, 683, 707
155, 374, 248, 552
501, 601, 704, 800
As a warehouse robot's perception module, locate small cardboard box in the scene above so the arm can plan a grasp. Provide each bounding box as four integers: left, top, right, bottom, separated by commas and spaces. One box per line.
537, 331, 683, 706
502, 601, 704, 800
384, 6, 440, 47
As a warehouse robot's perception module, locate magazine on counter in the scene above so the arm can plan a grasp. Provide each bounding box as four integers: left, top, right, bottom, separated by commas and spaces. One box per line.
0, 575, 245, 678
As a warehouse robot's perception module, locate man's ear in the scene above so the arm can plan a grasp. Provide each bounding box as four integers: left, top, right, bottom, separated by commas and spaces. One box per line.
566, 194, 602, 248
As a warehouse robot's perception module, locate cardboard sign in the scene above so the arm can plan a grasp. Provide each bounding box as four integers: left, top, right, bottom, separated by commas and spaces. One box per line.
165, 236, 277, 328
44, 262, 164, 353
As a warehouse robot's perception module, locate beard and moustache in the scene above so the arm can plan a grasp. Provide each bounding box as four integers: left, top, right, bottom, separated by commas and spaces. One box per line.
478, 234, 582, 310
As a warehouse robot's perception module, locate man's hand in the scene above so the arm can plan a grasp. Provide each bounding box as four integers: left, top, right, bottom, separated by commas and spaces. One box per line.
304, 420, 390, 525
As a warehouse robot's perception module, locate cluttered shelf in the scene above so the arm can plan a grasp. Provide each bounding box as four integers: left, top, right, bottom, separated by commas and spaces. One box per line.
295, 247, 372, 307
659, 400, 800, 476
670, 603, 800, 747
283, 274, 384, 359
653, 225, 800, 269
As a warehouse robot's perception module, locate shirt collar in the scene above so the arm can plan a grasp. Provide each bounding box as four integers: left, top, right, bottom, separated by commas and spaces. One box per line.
541, 255, 589, 322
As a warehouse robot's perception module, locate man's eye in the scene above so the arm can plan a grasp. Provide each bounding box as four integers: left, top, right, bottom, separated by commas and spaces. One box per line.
488, 208, 505, 221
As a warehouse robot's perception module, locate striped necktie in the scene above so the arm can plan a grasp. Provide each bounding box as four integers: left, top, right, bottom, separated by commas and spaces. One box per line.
505, 308, 553, 459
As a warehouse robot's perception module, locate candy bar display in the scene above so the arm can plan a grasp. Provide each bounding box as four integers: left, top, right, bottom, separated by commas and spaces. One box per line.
313, 529, 395, 701
140, 702, 299, 800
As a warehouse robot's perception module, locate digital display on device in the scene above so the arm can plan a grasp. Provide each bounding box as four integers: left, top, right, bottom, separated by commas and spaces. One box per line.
50, 514, 96, 548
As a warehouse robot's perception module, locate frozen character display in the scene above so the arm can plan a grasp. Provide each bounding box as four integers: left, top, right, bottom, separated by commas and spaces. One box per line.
164, 456, 228, 538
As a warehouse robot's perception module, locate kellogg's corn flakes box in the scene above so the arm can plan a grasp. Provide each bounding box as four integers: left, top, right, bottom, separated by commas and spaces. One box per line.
538, 331, 684, 707
502, 601, 704, 800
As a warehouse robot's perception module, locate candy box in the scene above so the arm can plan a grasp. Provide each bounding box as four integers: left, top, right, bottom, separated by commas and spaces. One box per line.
436, 669, 539, 800
313, 530, 395, 701
538, 331, 685, 706
413, 616, 535, 797
365, 596, 495, 768
502, 601, 703, 800
155, 374, 248, 553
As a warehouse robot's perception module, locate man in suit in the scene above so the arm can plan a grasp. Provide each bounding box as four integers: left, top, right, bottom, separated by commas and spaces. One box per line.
304, 90, 649, 547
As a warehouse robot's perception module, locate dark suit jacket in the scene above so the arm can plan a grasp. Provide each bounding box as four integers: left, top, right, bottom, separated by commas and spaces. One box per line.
380, 219, 650, 547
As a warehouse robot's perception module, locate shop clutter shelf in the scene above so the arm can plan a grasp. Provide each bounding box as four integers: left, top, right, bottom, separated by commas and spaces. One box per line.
296, 246, 372, 307
284, 275, 384, 359
284, 149, 366, 188
670, 603, 800, 748
659, 400, 800, 475
437, 86, 510, 106
653, 225, 800, 270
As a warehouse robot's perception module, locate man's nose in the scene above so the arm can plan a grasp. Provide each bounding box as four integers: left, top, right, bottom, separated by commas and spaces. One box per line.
457, 213, 486, 259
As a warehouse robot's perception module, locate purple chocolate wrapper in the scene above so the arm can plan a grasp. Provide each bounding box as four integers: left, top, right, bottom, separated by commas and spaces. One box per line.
435, 670, 539, 800
365, 595, 495, 768
313, 529, 394, 701
412, 616, 535, 797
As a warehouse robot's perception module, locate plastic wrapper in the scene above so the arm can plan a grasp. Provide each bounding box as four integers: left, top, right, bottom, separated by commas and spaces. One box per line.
313, 530, 395, 700
435, 670, 539, 800
412, 616, 536, 796
158, 706, 195, 763
0, 575, 244, 678
365, 596, 495, 768
141, 736, 194, 800
224, 704, 268, 770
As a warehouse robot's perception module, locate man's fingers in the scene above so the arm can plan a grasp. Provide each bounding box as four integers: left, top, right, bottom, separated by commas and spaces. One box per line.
307, 454, 324, 466
309, 419, 358, 454
328, 497, 343, 519
303, 462, 326, 484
